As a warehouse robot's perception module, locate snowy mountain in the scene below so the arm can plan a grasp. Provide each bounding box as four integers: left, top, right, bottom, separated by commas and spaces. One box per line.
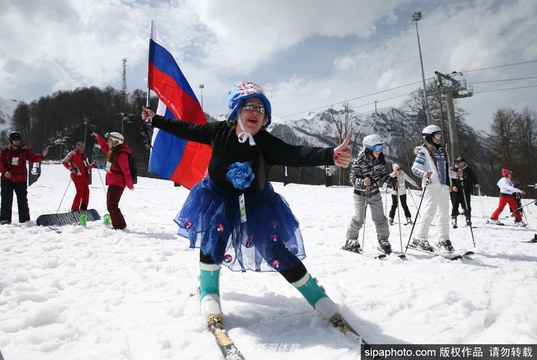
269, 105, 488, 165
217, 105, 420, 157
270, 107, 399, 152
0, 97, 19, 134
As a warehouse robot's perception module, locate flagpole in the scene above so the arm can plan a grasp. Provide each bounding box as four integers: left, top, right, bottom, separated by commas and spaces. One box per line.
146, 20, 153, 107
145, 19, 211, 189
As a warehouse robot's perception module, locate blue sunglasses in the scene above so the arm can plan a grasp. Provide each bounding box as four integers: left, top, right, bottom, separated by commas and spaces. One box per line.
371, 144, 383, 152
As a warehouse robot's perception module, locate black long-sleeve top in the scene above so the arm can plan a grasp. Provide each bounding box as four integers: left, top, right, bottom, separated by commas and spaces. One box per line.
151, 116, 335, 193
452, 164, 479, 191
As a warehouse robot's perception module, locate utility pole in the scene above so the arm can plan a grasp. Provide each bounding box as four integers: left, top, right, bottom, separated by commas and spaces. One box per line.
412, 11, 431, 125
122, 58, 127, 134
434, 71, 474, 161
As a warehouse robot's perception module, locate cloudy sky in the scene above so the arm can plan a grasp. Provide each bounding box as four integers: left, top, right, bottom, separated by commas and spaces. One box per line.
1, 0, 536, 132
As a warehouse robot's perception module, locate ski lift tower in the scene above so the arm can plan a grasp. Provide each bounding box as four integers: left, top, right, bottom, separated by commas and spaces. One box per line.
435, 71, 474, 161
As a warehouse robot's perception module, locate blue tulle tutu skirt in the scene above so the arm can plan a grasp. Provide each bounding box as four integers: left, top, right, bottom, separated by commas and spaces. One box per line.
174, 177, 305, 272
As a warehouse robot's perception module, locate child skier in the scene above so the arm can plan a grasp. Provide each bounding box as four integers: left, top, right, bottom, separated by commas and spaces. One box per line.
343, 134, 398, 254
388, 163, 419, 226
489, 168, 526, 226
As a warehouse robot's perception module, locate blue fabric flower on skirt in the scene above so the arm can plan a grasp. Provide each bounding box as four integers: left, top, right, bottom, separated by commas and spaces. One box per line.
226, 162, 255, 190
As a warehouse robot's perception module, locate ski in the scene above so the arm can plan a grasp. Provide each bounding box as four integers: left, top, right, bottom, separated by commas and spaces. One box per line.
485, 219, 505, 226
341, 245, 379, 257
376, 248, 407, 260
208, 314, 245, 360
341, 246, 403, 260
391, 222, 412, 226
341, 245, 361, 254
484, 219, 527, 227
341, 246, 382, 259
329, 313, 381, 360
522, 236, 537, 243
407, 245, 474, 261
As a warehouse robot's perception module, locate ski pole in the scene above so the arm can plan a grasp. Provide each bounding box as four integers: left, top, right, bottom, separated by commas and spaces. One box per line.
396, 187, 403, 252
384, 186, 388, 215
515, 199, 537, 212
405, 180, 428, 252
478, 188, 485, 219
361, 185, 369, 251
516, 193, 533, 215
516, 193, 530, 224
407, 188, 420, 218
56, 179, 72, 213
460, 180, 476, 247
95, 168, 107, 199
515, 200, 537, 210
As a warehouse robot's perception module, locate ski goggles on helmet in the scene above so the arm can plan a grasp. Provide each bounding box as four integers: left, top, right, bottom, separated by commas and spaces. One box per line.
241, 102, 266, 114
432, 132, 442, 139
371, 144, 383, 152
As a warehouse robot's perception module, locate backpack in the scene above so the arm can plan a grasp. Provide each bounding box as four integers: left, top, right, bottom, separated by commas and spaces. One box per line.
114, 152, 138, 185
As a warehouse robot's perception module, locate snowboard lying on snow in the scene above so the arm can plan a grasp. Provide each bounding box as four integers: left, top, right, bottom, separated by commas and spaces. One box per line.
36, 209, 100, 227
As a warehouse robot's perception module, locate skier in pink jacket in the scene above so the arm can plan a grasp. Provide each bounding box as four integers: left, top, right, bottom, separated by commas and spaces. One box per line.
91, 131, 134, 229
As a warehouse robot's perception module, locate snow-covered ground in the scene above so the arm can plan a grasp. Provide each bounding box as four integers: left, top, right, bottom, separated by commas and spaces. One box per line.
1, 164, 537, 360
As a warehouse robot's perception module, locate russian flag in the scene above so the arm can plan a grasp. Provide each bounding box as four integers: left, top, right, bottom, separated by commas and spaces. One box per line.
147, 22, 211, 189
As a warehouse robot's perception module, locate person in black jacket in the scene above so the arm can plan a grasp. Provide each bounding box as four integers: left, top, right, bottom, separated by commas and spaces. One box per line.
450, 157, 480, 227
141, 81, 352, 324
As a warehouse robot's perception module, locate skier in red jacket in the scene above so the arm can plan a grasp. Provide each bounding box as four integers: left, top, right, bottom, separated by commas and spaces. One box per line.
91, 131, 134, 229
0, 131, 48, 224
62, 141, 97, 212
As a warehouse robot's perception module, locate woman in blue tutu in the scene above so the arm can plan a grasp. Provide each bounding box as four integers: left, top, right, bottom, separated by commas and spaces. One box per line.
141, 81, 351, 321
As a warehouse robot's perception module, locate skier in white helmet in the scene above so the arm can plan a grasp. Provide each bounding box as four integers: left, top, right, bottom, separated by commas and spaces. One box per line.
344, 134, 398, 255
410, 125, 458, 252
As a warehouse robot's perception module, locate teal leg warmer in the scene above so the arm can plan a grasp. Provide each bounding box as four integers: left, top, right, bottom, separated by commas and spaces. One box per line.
199, 262, 221, 301
292, 272, 327, 308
